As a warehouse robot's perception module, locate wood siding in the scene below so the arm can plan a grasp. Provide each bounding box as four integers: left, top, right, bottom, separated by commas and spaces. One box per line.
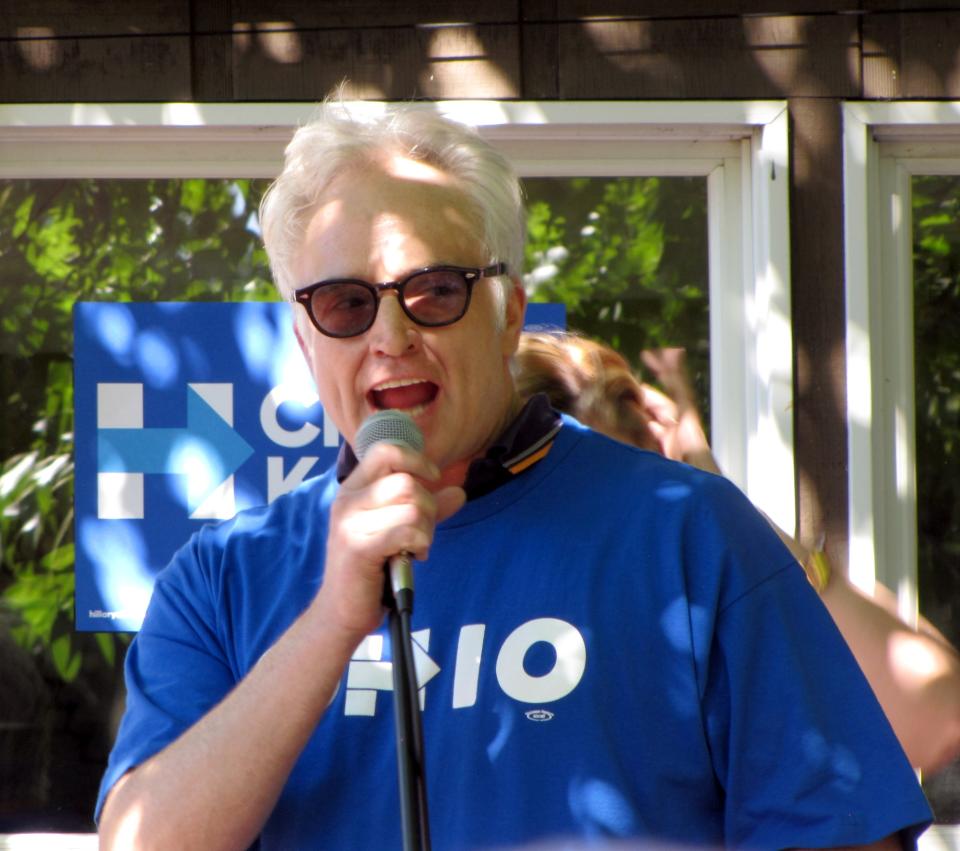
7, 4, 960, 104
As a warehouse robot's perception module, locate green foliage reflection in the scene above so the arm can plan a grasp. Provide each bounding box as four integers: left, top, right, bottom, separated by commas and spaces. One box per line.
913, 174, 960, 648
523, 176, 709, 413
0, 178, 275, 682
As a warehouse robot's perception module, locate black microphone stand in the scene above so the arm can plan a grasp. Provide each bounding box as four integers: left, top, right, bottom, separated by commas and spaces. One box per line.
386, 555, 431, 851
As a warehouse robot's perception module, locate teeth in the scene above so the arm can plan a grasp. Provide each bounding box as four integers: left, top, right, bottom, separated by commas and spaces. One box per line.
373, 378, 428, 391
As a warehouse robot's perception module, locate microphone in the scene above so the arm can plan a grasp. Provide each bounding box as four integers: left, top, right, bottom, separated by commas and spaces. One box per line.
356, 409, 432, 848
354, 410, 425, 611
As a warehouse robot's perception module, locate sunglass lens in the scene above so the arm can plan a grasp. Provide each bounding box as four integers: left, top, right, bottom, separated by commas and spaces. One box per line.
404, 270, 469, 325
311, 283, 376, 337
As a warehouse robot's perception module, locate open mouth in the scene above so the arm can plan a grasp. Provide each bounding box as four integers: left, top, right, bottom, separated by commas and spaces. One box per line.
370, 379, 439, 416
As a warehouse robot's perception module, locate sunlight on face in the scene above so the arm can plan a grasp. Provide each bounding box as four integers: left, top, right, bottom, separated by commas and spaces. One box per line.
292, 157, 524, 484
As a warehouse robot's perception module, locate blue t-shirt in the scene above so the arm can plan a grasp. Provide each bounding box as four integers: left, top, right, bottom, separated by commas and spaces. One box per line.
97, 417, 932, 849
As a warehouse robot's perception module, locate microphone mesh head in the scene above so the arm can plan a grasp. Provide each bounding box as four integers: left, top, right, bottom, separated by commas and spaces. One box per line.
354, 410, 424, 460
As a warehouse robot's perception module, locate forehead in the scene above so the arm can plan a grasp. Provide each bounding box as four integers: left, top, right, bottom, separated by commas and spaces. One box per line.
297, 156, 484, 281
328, 153, 468, 212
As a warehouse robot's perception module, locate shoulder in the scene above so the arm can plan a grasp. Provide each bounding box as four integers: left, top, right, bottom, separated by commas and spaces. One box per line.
556, 413, 794, 586
556, 413, 733, 502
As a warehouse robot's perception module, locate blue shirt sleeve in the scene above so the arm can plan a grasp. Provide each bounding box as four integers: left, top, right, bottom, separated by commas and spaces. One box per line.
94, 532, 238, 822
689, 478, 932, 848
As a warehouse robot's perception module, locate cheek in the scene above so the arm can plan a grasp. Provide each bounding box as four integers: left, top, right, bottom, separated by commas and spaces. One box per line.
453, 335, 503, 389
319, 361, 353, 403
311, 366, 336, 401
301, 343, 356, 419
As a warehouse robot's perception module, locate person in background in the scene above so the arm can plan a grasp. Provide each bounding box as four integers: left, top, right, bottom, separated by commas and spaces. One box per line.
516, 328, 960, 776
96, 102, 932, 850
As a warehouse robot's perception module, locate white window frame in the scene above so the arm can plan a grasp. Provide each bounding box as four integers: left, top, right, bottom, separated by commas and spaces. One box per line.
843, 101, 960, 597
844, 103, 960, 846
0, 99, 795, 532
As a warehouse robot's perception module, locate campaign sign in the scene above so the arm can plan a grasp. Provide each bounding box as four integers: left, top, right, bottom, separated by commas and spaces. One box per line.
73, 301, 565, 632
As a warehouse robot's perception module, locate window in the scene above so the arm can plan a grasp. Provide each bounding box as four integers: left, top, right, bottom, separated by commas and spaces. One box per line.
0, 100, 792, 833
844, 101, 960, 834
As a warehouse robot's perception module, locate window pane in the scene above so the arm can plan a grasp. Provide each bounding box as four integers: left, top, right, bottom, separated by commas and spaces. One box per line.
912, 173, 960, 822
0, 177, 273, 830
522, 176, 710, 421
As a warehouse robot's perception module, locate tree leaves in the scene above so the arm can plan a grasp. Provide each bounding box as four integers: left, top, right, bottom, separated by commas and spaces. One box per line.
523, 175, 710, 418
0, 176, 274, 682
912, 174, 960, 644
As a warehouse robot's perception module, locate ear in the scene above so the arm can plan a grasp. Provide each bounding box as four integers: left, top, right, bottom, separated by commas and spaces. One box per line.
500, 277, 527, 357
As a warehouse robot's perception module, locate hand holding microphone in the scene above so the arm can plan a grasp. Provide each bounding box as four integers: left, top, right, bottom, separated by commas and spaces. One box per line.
321, 409, 465, 639
354, 410, 428, 612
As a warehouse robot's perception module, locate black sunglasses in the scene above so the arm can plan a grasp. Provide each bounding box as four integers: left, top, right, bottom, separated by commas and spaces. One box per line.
292, 263, 508, 339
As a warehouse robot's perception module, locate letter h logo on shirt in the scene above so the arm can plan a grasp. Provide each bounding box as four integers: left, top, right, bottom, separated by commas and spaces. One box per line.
96, 382, 253, 521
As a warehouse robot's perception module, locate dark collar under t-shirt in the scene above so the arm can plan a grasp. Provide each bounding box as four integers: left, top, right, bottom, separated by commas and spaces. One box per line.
335, 394, 562, 500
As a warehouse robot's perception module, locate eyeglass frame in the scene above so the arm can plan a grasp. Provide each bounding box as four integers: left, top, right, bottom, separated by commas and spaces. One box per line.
291, 262, 508, 339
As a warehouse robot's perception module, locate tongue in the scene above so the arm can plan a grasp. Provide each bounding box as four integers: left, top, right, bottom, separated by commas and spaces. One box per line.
374, 382, 437, 410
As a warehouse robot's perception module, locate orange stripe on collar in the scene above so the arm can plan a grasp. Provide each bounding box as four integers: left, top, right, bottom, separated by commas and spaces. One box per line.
506, 440, 554, 475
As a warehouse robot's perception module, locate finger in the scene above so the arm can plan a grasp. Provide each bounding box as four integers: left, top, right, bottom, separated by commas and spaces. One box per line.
665, 347, 687, 369
362, 470, 437, 511
642, 349, 683, 399
640, 348, 666, 380
640, 351, 686, 409
658, 349, 698, 407
343, 441, 440, 491
340, 500, 437, 562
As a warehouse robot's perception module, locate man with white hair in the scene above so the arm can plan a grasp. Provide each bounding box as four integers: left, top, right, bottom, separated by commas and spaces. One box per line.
97, 103, 931, 850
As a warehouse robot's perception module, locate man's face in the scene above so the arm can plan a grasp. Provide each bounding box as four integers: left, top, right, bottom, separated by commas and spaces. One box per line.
292, 155, 526, 485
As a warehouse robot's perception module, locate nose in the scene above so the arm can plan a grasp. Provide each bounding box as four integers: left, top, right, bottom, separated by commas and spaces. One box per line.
367, 291, 419, 357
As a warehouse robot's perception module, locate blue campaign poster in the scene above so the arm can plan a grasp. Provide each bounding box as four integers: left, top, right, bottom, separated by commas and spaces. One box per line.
73, 301, 565, 632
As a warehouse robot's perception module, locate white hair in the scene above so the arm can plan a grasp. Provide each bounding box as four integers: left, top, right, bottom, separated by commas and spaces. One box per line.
259, 102, 526, 328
